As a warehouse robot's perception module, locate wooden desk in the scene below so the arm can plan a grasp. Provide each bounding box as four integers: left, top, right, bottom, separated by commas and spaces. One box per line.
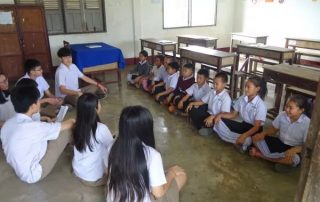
177, 34, 218, 50
285, 37, 320, 64
263, 64, 320, 118
179, 46, 237, 97
230, 33, 268, 52
140, 38, 177, 63
236, 44, 295, 72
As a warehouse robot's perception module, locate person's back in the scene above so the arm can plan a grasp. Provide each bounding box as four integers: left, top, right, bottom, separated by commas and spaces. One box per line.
72, 93, 113, 185
105, 106, 187, 202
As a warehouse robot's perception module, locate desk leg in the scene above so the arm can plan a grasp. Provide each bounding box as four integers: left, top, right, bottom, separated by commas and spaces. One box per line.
274, 83, 283, 114
151, 49, 155, 64
229, 39, 233, 53
117, 69, 122, 87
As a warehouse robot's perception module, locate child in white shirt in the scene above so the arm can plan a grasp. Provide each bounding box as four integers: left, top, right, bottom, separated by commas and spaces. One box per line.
1, 85, 74, 183
72, 93, 113, 186
250, 95, 310, 169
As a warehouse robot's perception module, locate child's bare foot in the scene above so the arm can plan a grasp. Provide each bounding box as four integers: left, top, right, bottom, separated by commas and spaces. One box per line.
249, 147, 262, 158
168, 106, 177, 113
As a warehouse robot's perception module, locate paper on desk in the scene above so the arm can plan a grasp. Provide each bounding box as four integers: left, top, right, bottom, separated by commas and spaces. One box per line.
86, 45, 102, 48
0, 11, 13, 25
159, 40, 173, 44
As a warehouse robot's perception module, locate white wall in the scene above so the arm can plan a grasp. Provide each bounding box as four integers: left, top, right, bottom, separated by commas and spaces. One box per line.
1, 0, 14, 4
49, 0, 236, 65
233, 0, 320, 46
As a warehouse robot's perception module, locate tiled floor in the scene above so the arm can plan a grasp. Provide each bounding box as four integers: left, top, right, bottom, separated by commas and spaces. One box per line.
0, 68, 300, 202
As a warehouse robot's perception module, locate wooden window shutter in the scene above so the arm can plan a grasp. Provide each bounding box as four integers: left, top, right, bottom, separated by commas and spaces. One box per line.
42, 0, 64, 34
83, 0, 103, 32
63, 0, 83, 33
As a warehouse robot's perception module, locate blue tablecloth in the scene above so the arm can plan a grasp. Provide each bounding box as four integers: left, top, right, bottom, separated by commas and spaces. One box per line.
70, 42, 126, 71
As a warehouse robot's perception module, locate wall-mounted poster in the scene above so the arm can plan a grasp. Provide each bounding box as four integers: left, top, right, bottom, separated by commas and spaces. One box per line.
0, 11, 13, 25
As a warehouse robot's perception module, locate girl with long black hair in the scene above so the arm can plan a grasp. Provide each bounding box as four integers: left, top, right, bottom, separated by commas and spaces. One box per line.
0, 73, 15, 127
72, 93, 113, 186
105, 106, 187, 202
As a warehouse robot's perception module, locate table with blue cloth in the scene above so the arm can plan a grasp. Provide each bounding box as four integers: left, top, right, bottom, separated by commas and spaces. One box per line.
70, 42, 126, 84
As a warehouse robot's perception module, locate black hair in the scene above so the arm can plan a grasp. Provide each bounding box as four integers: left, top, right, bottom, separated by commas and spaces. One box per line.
11, 86, 40, 113
183, 63, 194, 72
139, 50, 148, 57
155, 54, 165, 63
0, 73, 10, 104
247, 76, 268, 100
215, 72, 228, 84
57, 47, 72, 58
197, 69, 209, 78
73, 93, 101, 152
168, 61, 180, 71
287, 94, 311, 117
108, 106, 155, 202
16, 78, 38, 88
24, 59, 41, 74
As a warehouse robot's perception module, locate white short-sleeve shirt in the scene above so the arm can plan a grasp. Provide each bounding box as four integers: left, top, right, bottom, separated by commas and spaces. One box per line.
165, 71, 179, 90
55, 63, 84, 97
19, 73, 49, 99
233, 95, 267, 125
154, 65, 167, 82
104, 143, 167, 202
186, 83, 211, 101
72, 122, 113, 182
0, 113, 61, 183
201, 89, 231, 115
272, 111, 310, 146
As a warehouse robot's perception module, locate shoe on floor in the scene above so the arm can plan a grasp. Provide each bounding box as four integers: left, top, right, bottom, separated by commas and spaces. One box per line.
198, 128, 213, 136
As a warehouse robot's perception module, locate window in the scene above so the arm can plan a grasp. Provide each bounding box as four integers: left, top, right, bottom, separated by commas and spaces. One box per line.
16, 0, 105, 34
163, 0, 217, 28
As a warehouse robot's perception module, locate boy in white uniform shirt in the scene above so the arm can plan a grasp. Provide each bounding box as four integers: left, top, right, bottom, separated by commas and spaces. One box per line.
55, 47, 108, 107
187, 72, 231, 135
154, 62, 180, 104
0, 85, 75, 183
18, 59, 64, 118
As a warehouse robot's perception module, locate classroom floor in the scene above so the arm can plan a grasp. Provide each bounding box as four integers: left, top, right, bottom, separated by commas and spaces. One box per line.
0, 66, 300, 202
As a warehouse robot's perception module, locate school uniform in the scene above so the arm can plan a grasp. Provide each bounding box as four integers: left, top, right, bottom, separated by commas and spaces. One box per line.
255, 112, 310, 165
154, 71, 180, 102
153, 65, 167, 82
142, 65, 163, 91
72, 122, 113, 185
189, 89, 231, 130
19, 74, 58, 117
214, 95, 267, 150
0, 113, 71, 183
127, 60, 151, 84
171, 75, 195, 105
19, 73, 49, 99
55, 63, 100, 106
104, 142, 179, 202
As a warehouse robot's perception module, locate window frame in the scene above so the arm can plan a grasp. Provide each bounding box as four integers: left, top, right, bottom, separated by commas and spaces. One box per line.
15, 0, 107, 35
162, 0, 218, 29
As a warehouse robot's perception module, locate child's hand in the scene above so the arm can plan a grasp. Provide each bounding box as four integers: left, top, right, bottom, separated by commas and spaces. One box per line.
177, 101, 184, 109
168, 165, 185, 176
45, 98, 62, 106
204, 116, 215, 127
285, 149, 298, 160
186, 104, 193, 112
214, 114, 222, 123
98, 84, 109, 94
236, 134, 247, 145
252, 133, 265, 143
155, 93, 160, 101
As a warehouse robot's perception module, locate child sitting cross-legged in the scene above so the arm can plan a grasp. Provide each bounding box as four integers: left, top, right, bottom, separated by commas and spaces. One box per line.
250, 94, 310, 172
154, 62, 180, 105
187, 72, 231, 136
0, 85, 75, 183
167, 63, 195, 114
127, 50, 152, 88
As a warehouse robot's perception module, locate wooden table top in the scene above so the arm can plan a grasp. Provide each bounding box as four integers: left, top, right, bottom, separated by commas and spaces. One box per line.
237, 44, 295, 53
285, 37, 320, 43
140, 38, 177, 45
180, 46, 236, 58
263, 64, 320, 82
232, 32, 268, 38
177, 34, 218, 40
